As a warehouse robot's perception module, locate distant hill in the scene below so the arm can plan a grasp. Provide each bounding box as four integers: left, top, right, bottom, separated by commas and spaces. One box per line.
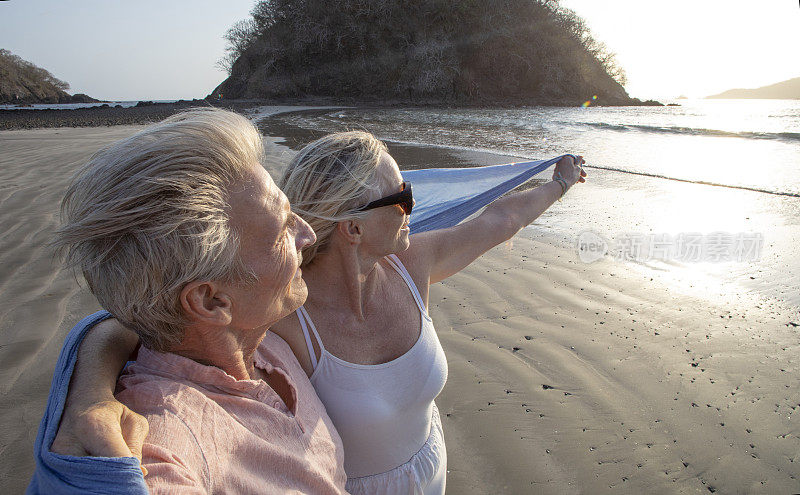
706, 77, 800, 100
0, 49, 98, 104
211, 0, 652, 106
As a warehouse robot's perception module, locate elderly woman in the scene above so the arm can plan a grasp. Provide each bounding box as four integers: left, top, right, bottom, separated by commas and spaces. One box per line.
55, 130, 585, 494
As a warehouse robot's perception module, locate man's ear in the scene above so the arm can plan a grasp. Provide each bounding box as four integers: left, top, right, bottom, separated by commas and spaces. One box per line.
179, 281, 233, 326
337, 219, 363, 245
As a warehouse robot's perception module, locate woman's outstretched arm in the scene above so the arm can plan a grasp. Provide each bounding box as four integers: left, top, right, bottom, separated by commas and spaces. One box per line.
50, 319, 148, 472
408, 154, 586, 284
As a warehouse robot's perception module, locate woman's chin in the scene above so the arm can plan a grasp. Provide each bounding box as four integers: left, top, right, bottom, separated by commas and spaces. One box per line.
397, 233, 411, 251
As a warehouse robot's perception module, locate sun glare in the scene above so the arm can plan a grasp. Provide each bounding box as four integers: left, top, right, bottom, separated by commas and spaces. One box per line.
558, 0, 799, 99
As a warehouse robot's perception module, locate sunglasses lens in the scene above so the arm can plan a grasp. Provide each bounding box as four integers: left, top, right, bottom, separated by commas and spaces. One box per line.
356, 182, 413, 214
402, 183, 413, 214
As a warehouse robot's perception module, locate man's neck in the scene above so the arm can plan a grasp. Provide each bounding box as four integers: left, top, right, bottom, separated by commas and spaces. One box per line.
171, 325, 266, 380
170, 326, 295, 411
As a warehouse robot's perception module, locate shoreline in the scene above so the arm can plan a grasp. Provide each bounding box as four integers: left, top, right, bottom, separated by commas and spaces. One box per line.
0, 95, 666, 131
0, 99, 265, 130
1, 111, 798, 493
259, 107, 800, 309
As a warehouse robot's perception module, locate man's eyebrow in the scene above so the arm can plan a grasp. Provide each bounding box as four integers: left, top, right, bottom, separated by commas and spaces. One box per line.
279, 202, 293, 232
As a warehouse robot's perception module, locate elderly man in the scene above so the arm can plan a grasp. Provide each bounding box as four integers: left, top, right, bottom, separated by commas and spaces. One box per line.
28, 109, 347, 494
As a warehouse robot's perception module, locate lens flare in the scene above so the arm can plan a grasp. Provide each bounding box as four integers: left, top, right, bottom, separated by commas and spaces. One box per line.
581, 95, 599, 108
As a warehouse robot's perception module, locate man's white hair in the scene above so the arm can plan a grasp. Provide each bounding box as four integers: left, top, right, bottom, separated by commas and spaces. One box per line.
54, 108, 262, 352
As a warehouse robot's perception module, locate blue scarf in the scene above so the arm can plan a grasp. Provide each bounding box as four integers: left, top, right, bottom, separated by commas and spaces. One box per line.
27, 311, 148, 494
404, 155, 571, 233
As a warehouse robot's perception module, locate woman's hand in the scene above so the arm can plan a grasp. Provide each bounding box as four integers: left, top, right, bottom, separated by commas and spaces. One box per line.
51, 398, 149, 475
410, 153, 590, 284
48, 318, 146, 473
553, 154, 587, 186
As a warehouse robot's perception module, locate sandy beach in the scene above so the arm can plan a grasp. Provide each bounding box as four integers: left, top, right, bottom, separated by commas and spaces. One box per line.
1, 108, 799, 494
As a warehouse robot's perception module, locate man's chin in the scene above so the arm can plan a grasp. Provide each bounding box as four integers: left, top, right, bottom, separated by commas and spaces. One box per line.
288, 280, 309, 311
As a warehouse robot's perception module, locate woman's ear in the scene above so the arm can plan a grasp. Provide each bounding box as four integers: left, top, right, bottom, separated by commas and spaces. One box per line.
337, 219, 363, 245
180, 281, 233, 326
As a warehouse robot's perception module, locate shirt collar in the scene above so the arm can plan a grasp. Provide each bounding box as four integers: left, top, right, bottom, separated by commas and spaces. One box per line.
133, 340, 294, 408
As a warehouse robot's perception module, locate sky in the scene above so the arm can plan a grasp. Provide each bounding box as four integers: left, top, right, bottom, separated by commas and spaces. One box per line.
1, 0, 798, 101
558, 0, 800, 99
0, 0, 254, 101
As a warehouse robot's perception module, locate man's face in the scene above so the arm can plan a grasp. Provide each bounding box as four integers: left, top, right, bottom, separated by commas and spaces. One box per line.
224, 164, 316, 332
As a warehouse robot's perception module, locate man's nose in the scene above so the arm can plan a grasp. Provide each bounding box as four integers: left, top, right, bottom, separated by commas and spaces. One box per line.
296, 215, 316, 248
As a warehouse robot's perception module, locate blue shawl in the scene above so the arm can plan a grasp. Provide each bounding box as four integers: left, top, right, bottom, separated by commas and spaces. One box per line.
405, 155, 569, 233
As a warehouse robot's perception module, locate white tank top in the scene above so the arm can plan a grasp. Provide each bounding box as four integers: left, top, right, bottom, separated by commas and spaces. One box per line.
297, 254, 448, 478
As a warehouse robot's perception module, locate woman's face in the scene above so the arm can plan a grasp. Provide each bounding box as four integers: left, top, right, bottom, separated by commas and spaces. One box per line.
360, 151, 412, 256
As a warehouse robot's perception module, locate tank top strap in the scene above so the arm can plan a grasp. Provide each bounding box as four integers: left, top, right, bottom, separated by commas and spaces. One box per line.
296, 305, 325, 371
385, 254, 427, 314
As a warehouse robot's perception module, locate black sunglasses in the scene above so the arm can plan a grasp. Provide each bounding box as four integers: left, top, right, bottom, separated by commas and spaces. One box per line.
355, 182, 414, 215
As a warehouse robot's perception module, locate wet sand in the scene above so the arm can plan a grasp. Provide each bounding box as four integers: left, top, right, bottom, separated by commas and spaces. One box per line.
434, 234, 799, 494
1, 108, 799, 493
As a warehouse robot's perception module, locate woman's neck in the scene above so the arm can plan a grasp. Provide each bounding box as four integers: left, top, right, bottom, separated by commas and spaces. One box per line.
302, 247, 385, 320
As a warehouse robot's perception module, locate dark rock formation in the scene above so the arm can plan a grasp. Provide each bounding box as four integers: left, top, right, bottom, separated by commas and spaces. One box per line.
0, 99, 259, 130
69, 93, 101, 103
210, 0, 648, 106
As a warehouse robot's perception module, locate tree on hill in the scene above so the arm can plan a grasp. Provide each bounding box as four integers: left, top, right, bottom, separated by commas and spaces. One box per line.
212, 0, 632, 105
0, 49, 97, 104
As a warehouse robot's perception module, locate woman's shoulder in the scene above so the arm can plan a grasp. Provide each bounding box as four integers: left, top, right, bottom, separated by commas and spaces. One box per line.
270, 311, 316, 377
391, 245, 431, 305
394, 238, 432, 283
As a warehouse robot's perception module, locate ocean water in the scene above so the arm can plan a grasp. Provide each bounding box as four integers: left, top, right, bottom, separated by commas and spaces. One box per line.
263, 100, 800, 306
270, 99, 800, 197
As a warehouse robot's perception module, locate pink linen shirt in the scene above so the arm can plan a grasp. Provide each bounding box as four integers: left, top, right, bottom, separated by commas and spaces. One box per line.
115, 331, 348, 494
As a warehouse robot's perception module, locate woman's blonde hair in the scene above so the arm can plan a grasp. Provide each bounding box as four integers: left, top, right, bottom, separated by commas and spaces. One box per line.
279, 131, 387, 266
53, 108, 262, 352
